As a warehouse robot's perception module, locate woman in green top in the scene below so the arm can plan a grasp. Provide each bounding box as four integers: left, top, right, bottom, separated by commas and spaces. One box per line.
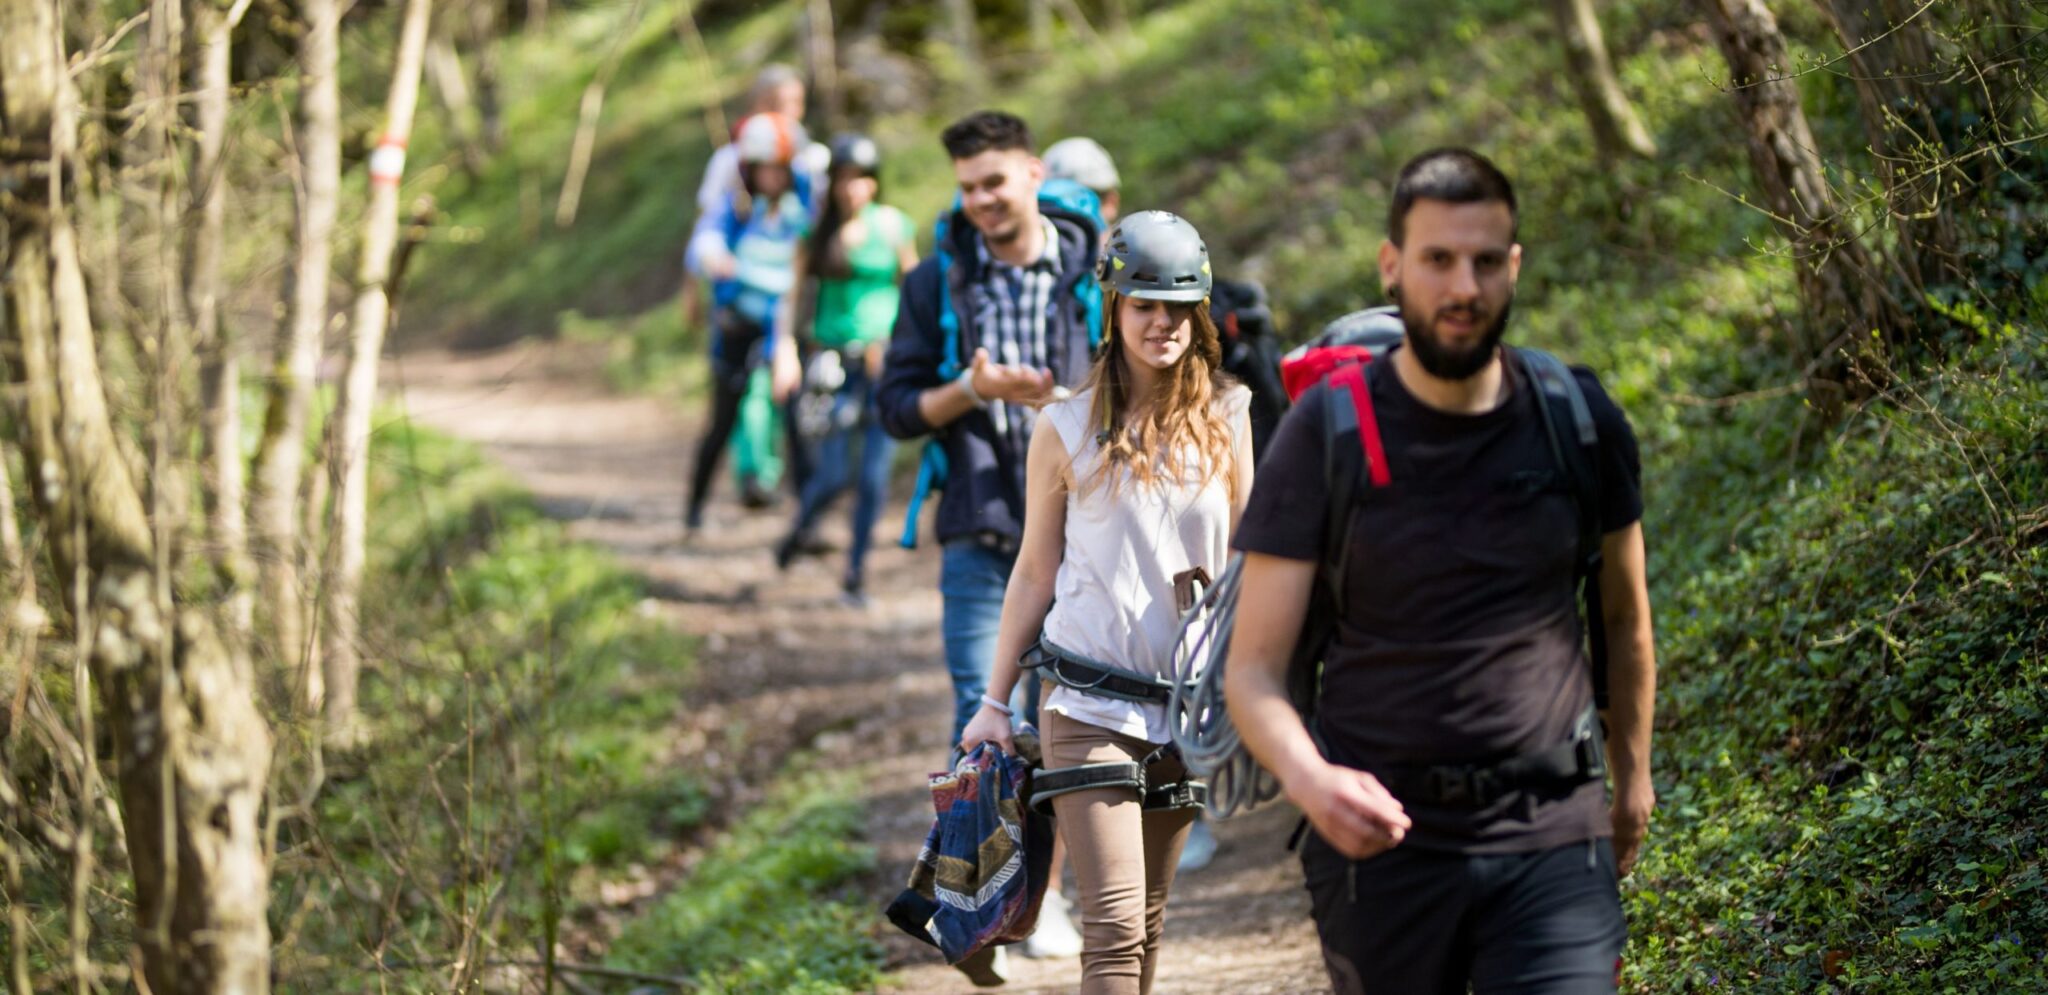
773, 133, 919, 604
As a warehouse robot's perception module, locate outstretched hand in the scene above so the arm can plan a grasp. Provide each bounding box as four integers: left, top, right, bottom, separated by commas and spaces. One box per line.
1287, 761, 1412, 860
968, 348, 1057, 407
958, 702, 1015, 758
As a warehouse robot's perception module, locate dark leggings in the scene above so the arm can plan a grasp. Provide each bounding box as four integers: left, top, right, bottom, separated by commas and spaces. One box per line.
686, 311, 767, 525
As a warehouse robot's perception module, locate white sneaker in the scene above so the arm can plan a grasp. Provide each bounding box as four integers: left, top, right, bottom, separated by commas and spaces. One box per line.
1020, 890, 1083, 959
955, 944, 1009, 987
1177, 819, 1218, 872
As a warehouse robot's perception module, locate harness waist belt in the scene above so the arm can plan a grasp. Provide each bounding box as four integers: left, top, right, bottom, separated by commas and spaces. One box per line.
1022, 637, 1185, 706
1028, 746, 1209, 818
1376, 705, 1607, 809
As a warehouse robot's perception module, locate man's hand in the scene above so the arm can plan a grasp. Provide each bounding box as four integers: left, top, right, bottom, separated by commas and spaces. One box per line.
704, 254, 738, 281
1610, 770, 1654, 875
968, 348, 1056, 407
958, 703, 1015, 757
1285, 760, 1412, 860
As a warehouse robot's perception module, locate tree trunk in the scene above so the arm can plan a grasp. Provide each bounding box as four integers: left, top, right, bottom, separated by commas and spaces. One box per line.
1698, 0, 1901, 378
555, 0, 648, 228
1813, 0, 1965, 296
468, 0, 504, 153
940, 0, 983, 89
0, 2, 275, 989
251, 0, 340, 704
0, 440, 33, 615
1547, 0, 1657, 159
805, 0, 844, 133
190, 0, 255, 635
324, 0, 432, 744
425, 12, 485, 176
1029, 0, 1053, 52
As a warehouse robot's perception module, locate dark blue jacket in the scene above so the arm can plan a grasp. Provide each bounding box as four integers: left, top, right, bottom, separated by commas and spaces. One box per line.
877, 205, 1102, 543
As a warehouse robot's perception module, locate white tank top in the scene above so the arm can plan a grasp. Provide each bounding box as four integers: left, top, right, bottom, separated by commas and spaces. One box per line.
1040, 385, 1249, 743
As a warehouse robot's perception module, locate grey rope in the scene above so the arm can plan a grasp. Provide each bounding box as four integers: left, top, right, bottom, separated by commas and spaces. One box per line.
1168, 554, 1282, 818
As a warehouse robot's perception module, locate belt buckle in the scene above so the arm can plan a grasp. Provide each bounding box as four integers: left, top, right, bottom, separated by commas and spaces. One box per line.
1426, 767, 1472, 806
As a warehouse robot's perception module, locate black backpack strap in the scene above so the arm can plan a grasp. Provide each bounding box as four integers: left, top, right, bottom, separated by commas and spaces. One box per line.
1321, 373, 1365, 606
1512, 347, 1610, 709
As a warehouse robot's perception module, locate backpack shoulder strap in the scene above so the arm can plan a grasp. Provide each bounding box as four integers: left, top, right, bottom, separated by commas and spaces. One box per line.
1512, 347, 1600, 564
1319, 361, 1391, 606
1511, 346, 1611, 708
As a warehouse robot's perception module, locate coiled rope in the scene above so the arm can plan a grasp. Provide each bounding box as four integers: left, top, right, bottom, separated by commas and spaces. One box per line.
1168, 554, 1282, 818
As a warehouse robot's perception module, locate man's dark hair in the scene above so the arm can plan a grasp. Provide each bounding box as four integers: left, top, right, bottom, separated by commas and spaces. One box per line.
1388, 148, 1517, 246
941, 110, 1034, 160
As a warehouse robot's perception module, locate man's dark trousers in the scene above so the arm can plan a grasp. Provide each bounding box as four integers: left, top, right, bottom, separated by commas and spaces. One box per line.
1301, 834, 1627, 995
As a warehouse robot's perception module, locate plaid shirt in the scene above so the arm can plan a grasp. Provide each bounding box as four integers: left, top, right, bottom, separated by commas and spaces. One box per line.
969, 216, 1063, 437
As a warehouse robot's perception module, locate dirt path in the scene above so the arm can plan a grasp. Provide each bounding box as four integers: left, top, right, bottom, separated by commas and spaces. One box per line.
388, 341, 1329, 994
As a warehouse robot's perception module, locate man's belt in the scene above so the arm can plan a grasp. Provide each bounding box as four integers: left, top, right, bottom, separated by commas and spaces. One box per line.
1021, 637, 1185, 706
1376, 705, 1607, 809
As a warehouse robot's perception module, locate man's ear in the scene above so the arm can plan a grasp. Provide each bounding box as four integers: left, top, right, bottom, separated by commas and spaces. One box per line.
1508, 242, 1523, 285
1026, 156, 1046, 185
1378, 239, 1400, 296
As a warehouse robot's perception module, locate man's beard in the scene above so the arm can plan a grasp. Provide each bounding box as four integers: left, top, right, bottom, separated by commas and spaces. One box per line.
1393, 286, 1513, 381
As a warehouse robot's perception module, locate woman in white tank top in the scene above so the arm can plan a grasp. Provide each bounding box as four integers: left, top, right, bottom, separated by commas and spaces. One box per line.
961, 212, 1253, 995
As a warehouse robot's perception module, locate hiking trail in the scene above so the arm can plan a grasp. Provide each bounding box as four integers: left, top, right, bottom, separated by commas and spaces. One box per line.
391, 339, 1328, 993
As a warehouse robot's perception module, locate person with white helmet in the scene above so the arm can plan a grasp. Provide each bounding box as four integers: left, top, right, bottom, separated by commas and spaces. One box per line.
960, 211, 1253, 995
1042, 136, 1122, 226
681, 66, 829, 514
683, 112, 814, 533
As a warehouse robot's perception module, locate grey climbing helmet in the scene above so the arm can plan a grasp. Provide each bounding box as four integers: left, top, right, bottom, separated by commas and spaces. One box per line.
1099, 210, 1212, 303
829, 132, 881, 175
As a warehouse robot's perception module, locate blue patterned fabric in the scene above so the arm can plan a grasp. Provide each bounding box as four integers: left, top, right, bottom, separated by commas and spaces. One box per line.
884, 732, 1054, 963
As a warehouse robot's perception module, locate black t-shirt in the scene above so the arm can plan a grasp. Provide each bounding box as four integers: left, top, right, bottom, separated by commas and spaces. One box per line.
1234, 348, 1642, 853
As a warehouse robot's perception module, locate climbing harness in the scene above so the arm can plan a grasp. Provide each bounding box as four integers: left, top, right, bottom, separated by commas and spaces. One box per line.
1028, 743, 1209, 819
1021, 636, 1185, 705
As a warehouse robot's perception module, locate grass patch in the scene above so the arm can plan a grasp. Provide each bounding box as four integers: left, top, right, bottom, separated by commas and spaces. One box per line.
270, 418, 706, 989
608, 758, 884, 993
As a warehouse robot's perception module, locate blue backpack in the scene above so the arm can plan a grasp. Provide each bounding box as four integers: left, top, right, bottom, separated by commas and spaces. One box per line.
897, 178, 1106, 549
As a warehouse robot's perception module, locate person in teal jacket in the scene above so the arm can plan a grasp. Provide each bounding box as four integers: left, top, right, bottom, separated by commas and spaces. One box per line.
684, 112, 812, 532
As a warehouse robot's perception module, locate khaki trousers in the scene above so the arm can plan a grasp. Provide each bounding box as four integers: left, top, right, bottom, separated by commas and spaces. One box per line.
1043, 709, 1196, 995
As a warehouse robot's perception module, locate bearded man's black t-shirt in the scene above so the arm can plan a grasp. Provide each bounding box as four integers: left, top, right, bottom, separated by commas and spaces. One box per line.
1234, 348, 1642, 853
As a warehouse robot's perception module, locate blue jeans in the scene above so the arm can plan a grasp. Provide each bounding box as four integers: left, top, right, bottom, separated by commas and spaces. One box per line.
792, 368, 895, 583
940, 537, 1045, 753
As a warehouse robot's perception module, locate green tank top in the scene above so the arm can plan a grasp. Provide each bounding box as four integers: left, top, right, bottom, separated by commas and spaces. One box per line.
812, 203, 910, 350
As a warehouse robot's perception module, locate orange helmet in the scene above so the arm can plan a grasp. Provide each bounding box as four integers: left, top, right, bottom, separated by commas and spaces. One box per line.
733, 112, 800, 166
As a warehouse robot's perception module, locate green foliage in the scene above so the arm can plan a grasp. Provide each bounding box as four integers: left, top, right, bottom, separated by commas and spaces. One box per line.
1629, 327, 2048, 992
403, 0, 801, 345
608, 761, 884, 993
273, 419, 705, 988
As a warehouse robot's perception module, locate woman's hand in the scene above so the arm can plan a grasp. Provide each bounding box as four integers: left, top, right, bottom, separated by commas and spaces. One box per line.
958, 703, 1015, 757
771, 344, 802, 402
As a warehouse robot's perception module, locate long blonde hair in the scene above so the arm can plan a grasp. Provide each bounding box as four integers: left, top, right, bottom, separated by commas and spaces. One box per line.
1074, 289, 1239, 501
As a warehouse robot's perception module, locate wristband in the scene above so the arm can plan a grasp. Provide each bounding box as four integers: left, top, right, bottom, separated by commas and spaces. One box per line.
979, 694, 1014, 716
954, 368, 987, 407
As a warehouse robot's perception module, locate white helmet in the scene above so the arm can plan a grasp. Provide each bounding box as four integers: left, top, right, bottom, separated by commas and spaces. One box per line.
1042, 137, 1121, 194
734, 113, 801, 166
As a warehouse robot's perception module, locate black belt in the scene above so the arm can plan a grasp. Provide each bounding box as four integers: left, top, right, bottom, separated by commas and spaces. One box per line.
1375, 706, 1607, 809
1021, 637, 1183, 706
970, 530, 1019, 558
